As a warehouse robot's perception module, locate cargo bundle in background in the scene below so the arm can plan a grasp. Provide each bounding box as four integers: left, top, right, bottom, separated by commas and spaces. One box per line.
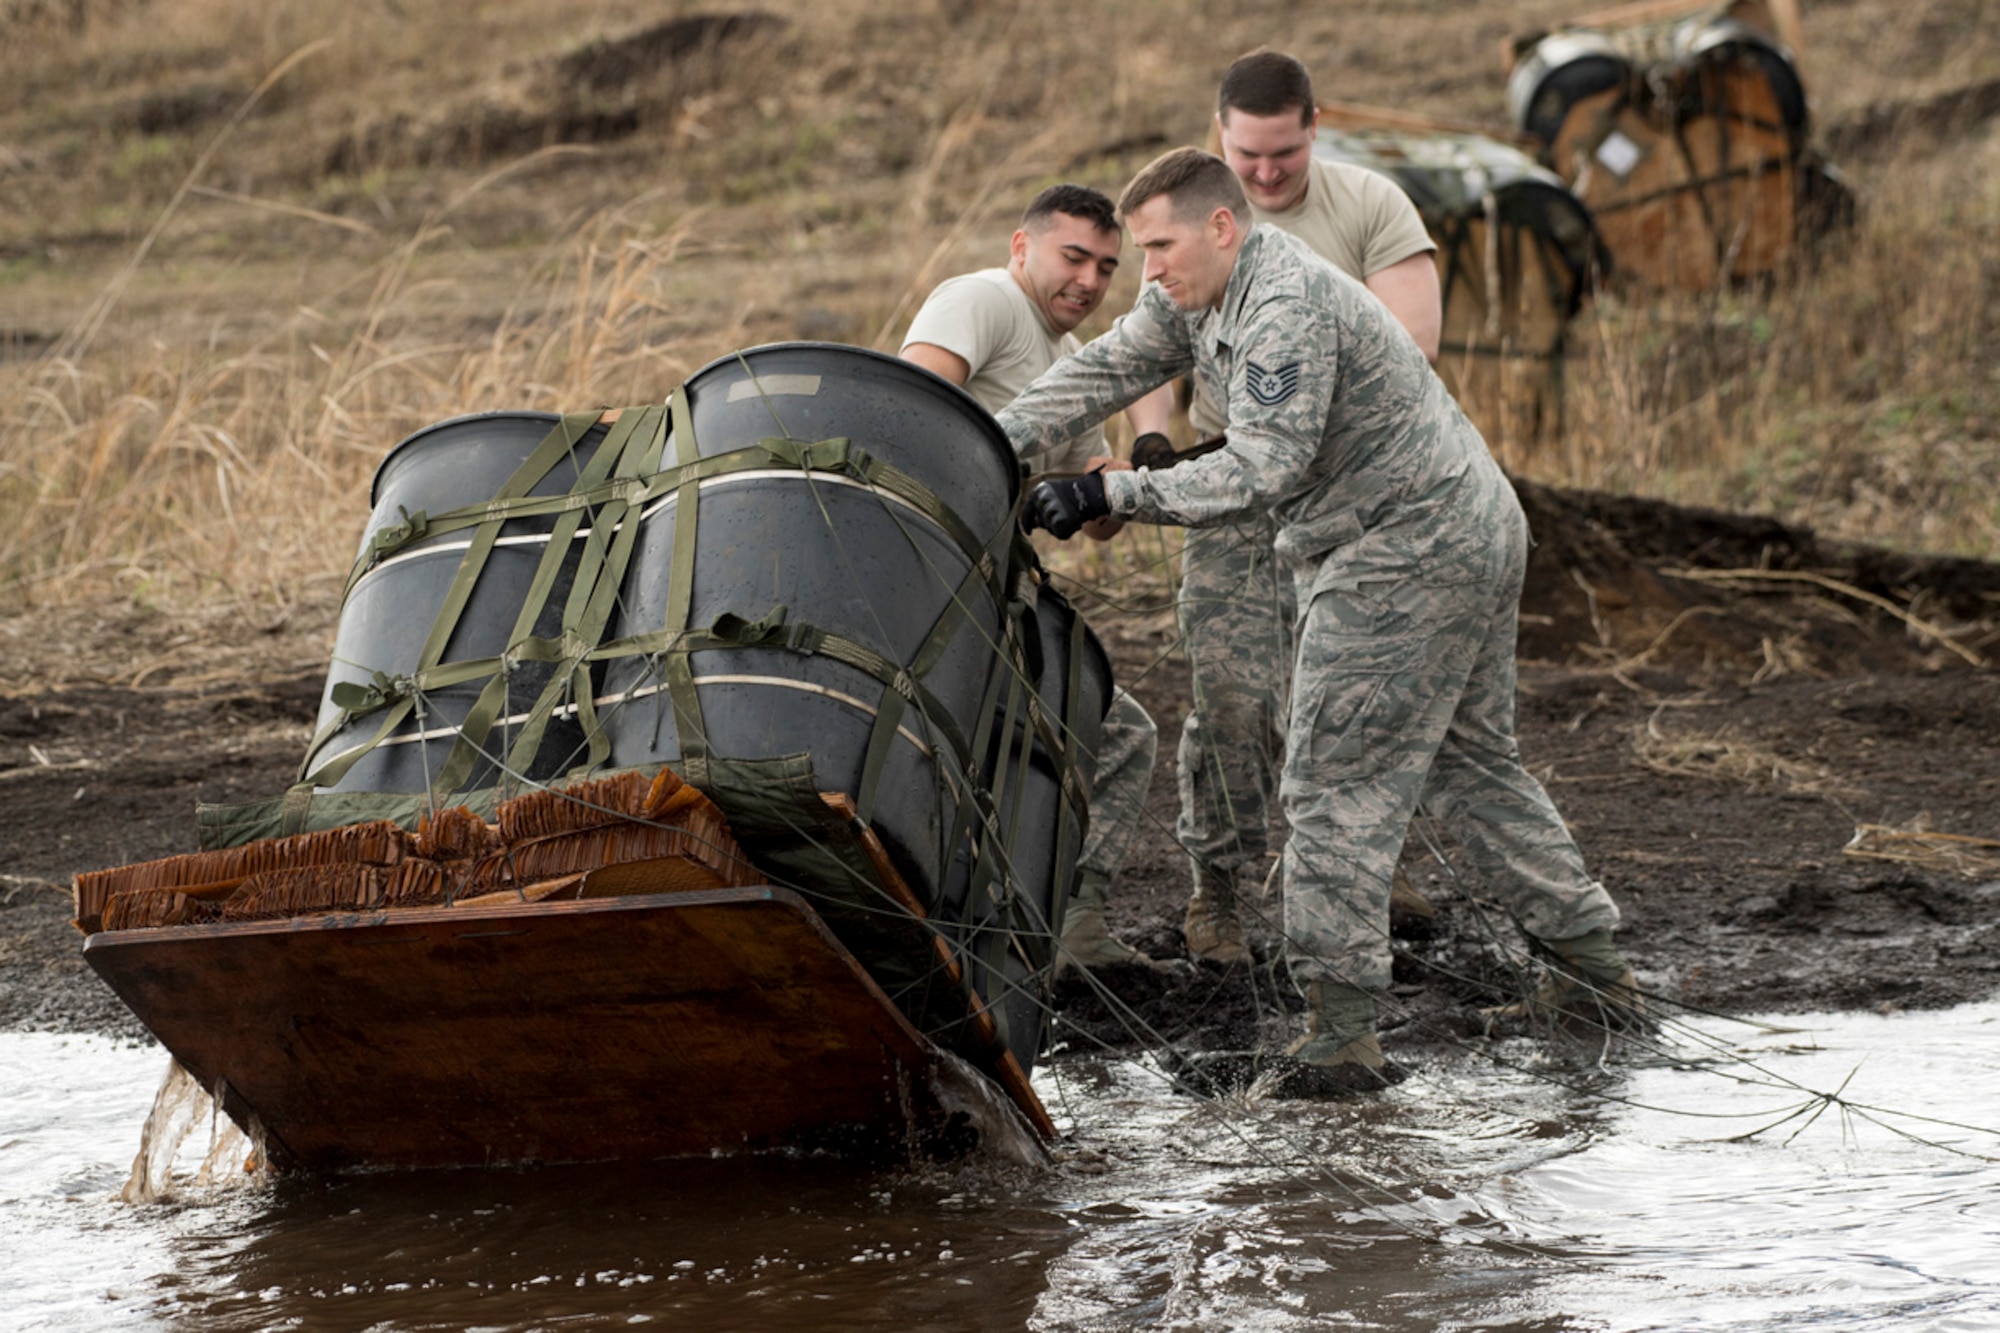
1309, 102, 1609, 465
1507, 0, 1853, 292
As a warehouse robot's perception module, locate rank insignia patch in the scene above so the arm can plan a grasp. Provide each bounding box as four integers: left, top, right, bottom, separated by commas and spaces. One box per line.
1244, 360, 1301, 406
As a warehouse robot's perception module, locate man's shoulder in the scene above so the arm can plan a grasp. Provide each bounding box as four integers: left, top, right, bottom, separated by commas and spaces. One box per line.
902, 267, 1037, 367
1310, 155, 1399, 197
1246, 226, 1347, 292
913, 267, 1021, 320
1234, 229, 1365, 337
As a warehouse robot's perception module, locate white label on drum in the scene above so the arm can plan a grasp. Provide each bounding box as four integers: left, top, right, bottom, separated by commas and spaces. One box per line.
726, 374, 823, 402
1594, 130, 1643, 179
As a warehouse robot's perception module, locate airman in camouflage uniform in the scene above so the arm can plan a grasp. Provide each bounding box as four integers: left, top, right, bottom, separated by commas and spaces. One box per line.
1129, 51, 1445, 965
1003, 149, 1635, 1068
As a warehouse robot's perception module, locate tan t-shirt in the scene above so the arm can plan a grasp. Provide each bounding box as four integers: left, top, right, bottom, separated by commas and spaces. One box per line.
901, 267, 1106, 476
1188, 156, 1435, 437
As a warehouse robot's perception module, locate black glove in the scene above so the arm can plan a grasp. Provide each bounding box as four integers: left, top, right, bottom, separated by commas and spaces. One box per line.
1027, 472, 1109, 540
1129, 431, 1177, 470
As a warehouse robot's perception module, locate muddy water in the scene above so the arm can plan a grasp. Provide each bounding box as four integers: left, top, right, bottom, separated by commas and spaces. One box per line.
5, 1000, 1997, 1332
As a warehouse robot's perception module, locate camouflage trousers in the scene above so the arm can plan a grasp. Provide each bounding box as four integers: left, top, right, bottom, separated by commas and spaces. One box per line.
1175, 518, 1296, 878
1078, 686, 1157, 883
1279, 505, 1619, 992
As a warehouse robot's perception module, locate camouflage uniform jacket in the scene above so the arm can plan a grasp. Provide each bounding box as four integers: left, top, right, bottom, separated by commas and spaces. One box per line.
999, 225, 1517, 599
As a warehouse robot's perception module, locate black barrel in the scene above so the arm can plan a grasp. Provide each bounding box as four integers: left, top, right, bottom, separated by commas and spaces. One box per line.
311, 412, 612, 793
599, 343, 1021, 907
942, 583, 1112, 1068
1508, 30, 1631, 149
1670, 18, 1807, 143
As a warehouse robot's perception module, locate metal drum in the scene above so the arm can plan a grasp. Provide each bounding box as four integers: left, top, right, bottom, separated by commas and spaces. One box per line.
1669, 17, 1807, 143
599, 343, 1021, 909
1508, 29, 1631, 149
312, 412, 613, 793
941, 583, 1112, 1069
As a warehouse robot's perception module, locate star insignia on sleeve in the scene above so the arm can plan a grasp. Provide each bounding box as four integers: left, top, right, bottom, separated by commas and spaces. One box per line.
1244, 360, 1302, 406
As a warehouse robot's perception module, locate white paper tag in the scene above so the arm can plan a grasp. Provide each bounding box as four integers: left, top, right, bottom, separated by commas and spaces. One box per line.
1595, 130, 1643, 178
726, 374, 821, 402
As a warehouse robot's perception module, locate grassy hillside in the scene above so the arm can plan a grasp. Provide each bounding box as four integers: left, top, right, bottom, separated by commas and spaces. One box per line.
1, 0, 1995, 615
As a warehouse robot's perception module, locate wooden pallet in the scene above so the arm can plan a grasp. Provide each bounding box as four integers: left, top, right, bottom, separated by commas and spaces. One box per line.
76, 770, 1055, 1169
85, 885, 981, 1170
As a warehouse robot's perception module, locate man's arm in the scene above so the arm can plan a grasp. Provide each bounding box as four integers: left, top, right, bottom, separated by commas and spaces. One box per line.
1125, 382, 1176, 439
1101, 299, 1333, 529
997, 290, 1193, 464
1364, 251, 1441, 364
901, 342, 971, 386
1343, 164, 1442, 364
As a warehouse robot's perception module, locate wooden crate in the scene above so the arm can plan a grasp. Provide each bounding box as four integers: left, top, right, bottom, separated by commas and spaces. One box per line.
1509, 0, 1816, 291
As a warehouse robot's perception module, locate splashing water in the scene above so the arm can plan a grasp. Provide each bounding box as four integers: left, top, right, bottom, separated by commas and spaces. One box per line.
0, 1000, 1994, 1332
119, 1059, 267, 1204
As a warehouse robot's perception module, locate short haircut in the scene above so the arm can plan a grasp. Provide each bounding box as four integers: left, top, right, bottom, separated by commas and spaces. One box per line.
1218, 49, 1315, 125
1117, 148, 1248, 227
1022, 183, 1119, 235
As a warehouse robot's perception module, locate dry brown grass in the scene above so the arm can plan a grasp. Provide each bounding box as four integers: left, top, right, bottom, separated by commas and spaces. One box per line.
1843, 820, 2000, 880
1, 0, 1996, 638
1, 199, 739, 612
1547, 127, 2000, 556
1630, 706, 1842, 792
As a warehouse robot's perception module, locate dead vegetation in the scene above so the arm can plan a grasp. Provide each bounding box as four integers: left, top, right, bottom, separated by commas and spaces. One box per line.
1630, 707, 1841, 792
1843, 822, 2000, 881
0, 0, 1996, 630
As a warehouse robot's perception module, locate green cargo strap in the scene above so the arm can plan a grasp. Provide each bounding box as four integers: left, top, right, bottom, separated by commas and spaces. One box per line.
911, 605, 1021, 932
427, 407, 660, 796
956, 598, 1035, 931
665, 607, 979, 783
564, 405, 672, 773
276, 782, 316, 838
495, 405, 670, 786
996, 598, 1040, 869
704, 604, 790, 645
1044, 605, 1093, 958
295, 655, 496, 795
303, 410, 611, 789
341, 410, 604, 602
930, 563, 1043, 920
853, 524, 1006, 827
661, 383, 711, 760
934, 617, 1015, 878
754, 435, 994, 578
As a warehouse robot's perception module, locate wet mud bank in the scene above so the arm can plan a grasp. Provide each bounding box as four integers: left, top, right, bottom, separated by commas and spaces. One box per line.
4, 483, 1999, 1058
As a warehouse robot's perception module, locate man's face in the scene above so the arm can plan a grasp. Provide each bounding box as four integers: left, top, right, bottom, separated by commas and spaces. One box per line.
1217, 106, 1317, 213
1126, 195, 1234, 311
1010, 212, 1122, 333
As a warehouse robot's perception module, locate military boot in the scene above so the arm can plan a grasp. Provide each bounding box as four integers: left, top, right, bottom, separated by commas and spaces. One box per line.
1487, 928, 1647, 1030
1388, 865, 1438, 939
1283, 981, 1384, 1069
1250, 980, 1397, 1097
1057, 869, 1158, 972
1183, 863, 1252, 965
